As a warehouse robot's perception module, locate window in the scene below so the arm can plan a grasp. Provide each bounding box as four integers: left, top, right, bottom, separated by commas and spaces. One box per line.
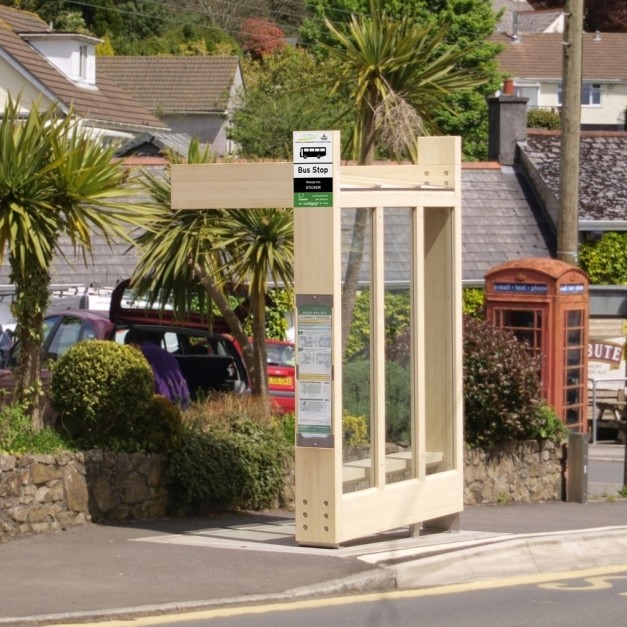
79, 44, 88, 80
557, 82, 601, 106
515, 84, 539, 107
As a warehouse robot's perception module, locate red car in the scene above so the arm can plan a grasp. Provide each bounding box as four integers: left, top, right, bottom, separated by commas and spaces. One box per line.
265, 339, 295, 414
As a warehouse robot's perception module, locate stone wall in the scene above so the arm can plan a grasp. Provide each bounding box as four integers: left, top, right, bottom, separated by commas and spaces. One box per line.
0, 451, 168, 541
0, 441, 564, 541
464, 440, 565, 505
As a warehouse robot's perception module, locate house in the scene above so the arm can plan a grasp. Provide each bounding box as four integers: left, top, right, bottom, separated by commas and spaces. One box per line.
493, 0, 563, 35
97, 56, 244, 155
496, 31, 627, 130
0, 6, 168, 141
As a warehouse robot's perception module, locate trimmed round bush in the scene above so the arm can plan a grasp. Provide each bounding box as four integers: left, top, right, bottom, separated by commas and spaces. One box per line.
50, 340, 154, 445
132, 394, 185, 453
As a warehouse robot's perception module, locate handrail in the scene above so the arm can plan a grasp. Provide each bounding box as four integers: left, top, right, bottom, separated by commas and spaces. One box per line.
588, 376, 627, 443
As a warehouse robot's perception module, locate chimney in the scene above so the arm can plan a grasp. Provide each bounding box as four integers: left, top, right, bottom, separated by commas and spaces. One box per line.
487, 88, 528, 165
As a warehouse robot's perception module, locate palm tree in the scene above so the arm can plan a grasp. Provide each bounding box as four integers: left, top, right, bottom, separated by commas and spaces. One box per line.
0, 97, 159, 429
215, 208, 294, 398
134, 140, 294, 398
323, 0, 489, 348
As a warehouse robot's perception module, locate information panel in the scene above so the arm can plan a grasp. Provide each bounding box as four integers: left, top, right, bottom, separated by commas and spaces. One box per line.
297, 303, 332, 437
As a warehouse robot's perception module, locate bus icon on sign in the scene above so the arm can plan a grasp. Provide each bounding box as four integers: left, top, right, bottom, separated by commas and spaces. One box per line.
300, 146, 326, 159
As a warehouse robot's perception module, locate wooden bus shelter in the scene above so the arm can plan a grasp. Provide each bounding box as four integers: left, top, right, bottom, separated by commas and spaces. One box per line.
171, 133, 463, 547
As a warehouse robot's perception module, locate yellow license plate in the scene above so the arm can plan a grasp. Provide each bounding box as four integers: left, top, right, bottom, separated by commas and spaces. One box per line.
269, 376, 293, 386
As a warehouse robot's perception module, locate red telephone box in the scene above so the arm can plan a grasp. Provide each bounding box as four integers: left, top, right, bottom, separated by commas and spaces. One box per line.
484, 258, 589, 432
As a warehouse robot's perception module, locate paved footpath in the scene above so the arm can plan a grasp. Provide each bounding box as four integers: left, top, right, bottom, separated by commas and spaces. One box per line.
0, 443, 626, 626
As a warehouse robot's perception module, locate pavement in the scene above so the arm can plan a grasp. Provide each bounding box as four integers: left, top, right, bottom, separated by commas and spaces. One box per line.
1, 442, 627, 626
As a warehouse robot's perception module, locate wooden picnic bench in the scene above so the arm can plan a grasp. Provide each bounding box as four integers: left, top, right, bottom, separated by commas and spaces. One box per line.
589, 388, 627, 442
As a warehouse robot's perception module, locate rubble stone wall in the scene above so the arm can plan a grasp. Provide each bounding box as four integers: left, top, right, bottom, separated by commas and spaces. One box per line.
0, 450, 168, 541
0, 441, 564, 540
464, 440, 565, 505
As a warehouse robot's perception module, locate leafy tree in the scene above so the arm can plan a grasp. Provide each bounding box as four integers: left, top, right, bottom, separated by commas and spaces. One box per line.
321, 0, 491, 350
528, 0, 627, 32
241, 17, 287, 59
579, 232, 627, 285
135, 139, 294, 401
229, 47, 352, 159
0, 98, 158, 429
301, 0, 503, 160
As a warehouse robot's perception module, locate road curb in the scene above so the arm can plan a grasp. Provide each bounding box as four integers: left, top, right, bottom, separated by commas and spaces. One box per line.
390, 526, 627, 589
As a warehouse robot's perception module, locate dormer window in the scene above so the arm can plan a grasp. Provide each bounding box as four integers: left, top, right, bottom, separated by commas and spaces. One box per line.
21, 32, 100, 88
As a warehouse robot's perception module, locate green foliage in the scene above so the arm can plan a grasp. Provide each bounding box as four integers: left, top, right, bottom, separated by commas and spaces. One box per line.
277, 411, 295, 446
343, 413, 369, 446
579, 232, 627, 285
530, 402, 568, 443
130, 395, 185, 454
266, 288, 294, 340
50, 340, 154, 446
343, 358, 411, 443
462, 288, 485, 319
527, 108, 561, 130
229, 48, 351, 160
301, 0, 502, 161
345, 289, 411, 361
0, 402, 70, 454
166, 395, 292, 513
463, 316, 548, 447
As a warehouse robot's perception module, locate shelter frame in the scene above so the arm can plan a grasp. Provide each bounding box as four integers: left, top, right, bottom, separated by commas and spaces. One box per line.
171, 134, 463, 548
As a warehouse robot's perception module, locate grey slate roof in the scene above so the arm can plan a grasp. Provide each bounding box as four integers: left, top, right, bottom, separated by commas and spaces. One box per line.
0, 162, 556, 290
521, 131, 627, 228
0, 6, 167, 131
460, 165, 554, 281
97, 56, 241, 115
513, 10, 562, 34
343, 164, 555, 286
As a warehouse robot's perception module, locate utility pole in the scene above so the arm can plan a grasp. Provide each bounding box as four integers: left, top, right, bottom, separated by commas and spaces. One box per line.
557, 0, 584, 266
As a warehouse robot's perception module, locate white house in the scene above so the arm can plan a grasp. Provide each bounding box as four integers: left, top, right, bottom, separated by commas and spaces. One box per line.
0, 6, 168, 140
496, 31, 627, 130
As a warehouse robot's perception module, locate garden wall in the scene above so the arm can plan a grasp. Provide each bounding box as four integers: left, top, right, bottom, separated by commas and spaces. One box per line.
0, 450, 168, 541
0, 441, 564, 541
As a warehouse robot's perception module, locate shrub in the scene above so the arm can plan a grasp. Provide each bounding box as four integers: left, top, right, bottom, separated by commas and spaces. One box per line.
527, 108, 561, 130
131, 395, 185, 454
0, 402, 70, 454
50, 340, 154, 446
462, 288, 485, 319
166, 395, 292, 513
463, 316, 548, 447
579, 232, 627, 284
343, 413, 369, 446
343, 358, 411, 444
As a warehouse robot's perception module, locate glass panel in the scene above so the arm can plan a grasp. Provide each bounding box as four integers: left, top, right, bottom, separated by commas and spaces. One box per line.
567, 329, 582, 345
342, 207, 372, 493
566, 348, 582, 366
566, 367, 581, 386
384, 208, 412, 485
567, 310, 582, 326
46, 316, 82, 361
502, 310, 535, 328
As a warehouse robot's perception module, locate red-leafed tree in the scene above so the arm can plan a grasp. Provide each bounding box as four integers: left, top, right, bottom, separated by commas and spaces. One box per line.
241, 17, 287, 60
528, 0, 627, 32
